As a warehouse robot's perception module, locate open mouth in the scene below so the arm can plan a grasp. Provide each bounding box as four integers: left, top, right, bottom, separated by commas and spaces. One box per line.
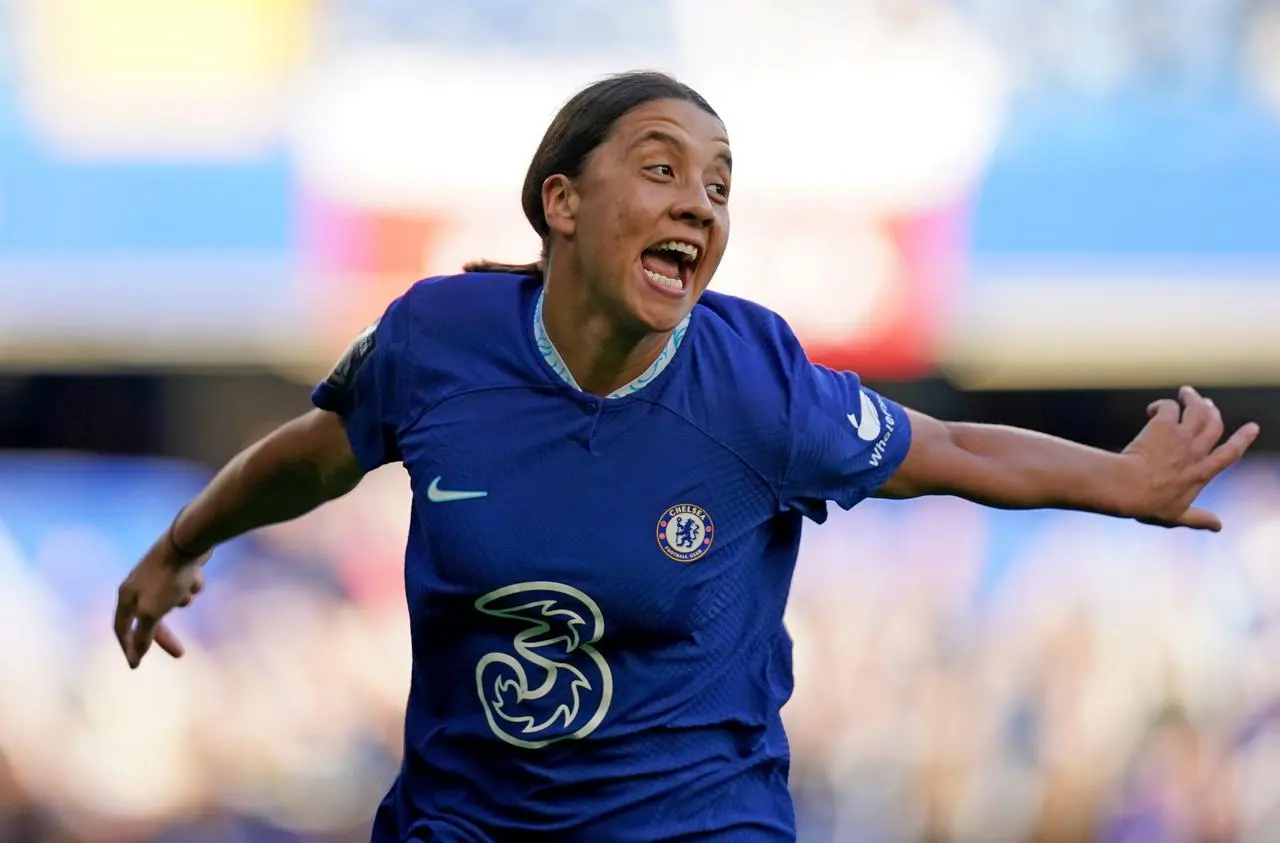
640, 240, 700, 295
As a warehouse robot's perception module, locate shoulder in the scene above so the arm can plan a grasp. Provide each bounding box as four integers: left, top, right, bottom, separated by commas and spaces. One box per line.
694, 290, 801, 350
384, 271, 536, 362
375, 271, 538, 406
689, 290, 808, 387
398, 271, 533, 328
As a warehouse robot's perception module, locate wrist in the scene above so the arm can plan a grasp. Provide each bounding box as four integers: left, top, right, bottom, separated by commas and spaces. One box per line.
166, 506, 207, 562
1112, 451, 1155, 519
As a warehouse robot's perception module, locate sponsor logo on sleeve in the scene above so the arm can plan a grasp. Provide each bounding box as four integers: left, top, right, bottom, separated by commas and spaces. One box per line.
324, 320, 379, 391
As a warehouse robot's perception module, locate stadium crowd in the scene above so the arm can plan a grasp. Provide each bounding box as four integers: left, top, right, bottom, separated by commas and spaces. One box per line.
1, 460, 1278, 843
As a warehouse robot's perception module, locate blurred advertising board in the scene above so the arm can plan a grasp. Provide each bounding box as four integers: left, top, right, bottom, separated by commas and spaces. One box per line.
0, 0, 318, 367
1, 1, 1278, 386
0, 0, 999, 379
291, 42, 1001, 379
953, 100, 1280, 389
19, 0, 311, 158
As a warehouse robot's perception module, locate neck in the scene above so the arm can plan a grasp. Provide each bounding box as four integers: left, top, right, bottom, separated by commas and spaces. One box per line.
540, 271, 670, 397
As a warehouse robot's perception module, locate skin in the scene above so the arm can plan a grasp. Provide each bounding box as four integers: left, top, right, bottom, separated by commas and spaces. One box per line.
113, 98, 1259, 670
538, 99, 731, 396
884, 392, 1257, 530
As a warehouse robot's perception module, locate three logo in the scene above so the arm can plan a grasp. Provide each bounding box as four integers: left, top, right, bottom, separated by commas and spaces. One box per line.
472, 498, 714, 750
438, 476, 711, 748
474, 582, 614, 749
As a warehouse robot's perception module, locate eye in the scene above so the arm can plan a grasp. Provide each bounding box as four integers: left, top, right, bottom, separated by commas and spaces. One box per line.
709, 182, 729, 200
646, 164, 675, 178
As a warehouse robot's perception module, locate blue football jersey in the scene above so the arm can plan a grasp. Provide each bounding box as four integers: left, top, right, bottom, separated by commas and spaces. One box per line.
311, 273, 913, 842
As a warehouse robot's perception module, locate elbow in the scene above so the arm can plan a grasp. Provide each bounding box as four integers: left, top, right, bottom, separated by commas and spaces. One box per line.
875, 414, 959, 500
880, 419, 1018, 505
253, 409, 366, 500
322, 456, 366, 498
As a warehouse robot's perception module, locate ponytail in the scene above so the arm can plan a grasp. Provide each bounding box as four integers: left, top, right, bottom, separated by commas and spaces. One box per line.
462, 260, 543, 277
463, 238, 548, 280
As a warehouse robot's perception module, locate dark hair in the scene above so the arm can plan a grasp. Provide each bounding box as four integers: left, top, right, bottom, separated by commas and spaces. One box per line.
463, 70, 719, 278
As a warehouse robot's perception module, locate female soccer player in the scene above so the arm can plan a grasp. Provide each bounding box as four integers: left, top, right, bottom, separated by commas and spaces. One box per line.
114, 72, 1258, 842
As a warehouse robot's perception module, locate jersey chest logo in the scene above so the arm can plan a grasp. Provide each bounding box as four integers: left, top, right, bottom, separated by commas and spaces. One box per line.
656, 503, 715, 563
474, 582, 614, 749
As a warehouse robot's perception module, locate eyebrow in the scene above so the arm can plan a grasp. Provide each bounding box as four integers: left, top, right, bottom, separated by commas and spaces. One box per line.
630, 128, 733, 173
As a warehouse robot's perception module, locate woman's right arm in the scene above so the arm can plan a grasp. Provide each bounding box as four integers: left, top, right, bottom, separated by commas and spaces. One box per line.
114, 408, 366, 668
118, 286, 413, 668
167, 408, 365, 559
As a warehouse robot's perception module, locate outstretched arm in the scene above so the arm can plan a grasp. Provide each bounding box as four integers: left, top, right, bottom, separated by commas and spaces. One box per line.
166, 408, 364, 557
116, 291, 412, 669
114, 409, 365, 668
877, 386, 1259, 531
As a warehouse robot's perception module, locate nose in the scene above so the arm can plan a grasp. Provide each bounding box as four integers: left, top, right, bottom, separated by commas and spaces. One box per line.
671, 185, 716, 229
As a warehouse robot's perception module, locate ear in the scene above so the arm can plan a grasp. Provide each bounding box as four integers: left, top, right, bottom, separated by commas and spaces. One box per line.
541, 174, 579, 238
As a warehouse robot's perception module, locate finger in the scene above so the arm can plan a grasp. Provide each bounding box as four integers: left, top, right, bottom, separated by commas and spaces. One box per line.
153, 623, 185, 659
113, 587, 136, 660
1178, 386, 1212, 435
1204, 422, 1261, 476
1178, 506, 1222, 532
1191, 396, 1225, 453
1148, 398, 1180, 423
177, 571, 205, 608
131, 612, 160, 668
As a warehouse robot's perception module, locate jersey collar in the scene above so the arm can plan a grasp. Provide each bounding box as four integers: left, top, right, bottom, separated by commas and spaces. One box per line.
533, 287, 690, 399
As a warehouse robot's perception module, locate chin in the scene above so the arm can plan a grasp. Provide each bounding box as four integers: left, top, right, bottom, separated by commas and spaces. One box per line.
626, 300, 691, 336
623, 285, 701, 337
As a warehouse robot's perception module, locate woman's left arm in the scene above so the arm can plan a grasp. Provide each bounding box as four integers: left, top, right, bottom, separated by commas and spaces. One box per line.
877, 386, 1259, 531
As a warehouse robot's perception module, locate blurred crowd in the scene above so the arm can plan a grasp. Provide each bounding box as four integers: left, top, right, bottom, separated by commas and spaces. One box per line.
1, 457, 1278, 843
5, 0, 1276, 101
0, 1, 1277, 842
322, 0, 1280, 103
955, 0, 1280, 102
784, 465, 1280, 843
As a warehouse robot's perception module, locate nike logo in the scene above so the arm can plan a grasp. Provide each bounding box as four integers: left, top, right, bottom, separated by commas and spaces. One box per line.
426, 476, 489, 503
846, 390, 882, 442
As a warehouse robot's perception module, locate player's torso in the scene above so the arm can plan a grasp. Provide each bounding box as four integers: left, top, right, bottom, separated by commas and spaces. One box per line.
396, 383, 787, 745
374, 277, 801, 839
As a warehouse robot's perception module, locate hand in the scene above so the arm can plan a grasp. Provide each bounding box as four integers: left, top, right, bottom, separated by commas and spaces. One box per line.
1121, 386, 1260, 531
113, 535, 207, 669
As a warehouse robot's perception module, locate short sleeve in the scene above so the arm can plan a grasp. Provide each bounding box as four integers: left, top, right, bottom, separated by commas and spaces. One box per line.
310, 295, 410, 472
780, 362, 913, 523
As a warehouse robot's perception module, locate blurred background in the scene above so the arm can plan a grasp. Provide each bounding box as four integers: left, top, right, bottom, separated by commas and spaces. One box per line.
1, 0, 1279, 841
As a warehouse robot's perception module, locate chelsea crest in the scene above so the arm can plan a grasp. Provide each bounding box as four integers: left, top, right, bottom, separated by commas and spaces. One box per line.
656, 504, 715, 563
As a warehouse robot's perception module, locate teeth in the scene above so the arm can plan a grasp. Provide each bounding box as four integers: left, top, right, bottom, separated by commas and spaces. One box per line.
652, 240, 699, 263
644, 269, 683, 291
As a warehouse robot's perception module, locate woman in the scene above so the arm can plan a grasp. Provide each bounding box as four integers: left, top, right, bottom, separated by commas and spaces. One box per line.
114, 72, 1257, 842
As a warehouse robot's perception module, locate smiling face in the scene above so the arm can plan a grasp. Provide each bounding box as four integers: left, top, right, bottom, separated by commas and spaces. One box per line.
541, 98, 732, 334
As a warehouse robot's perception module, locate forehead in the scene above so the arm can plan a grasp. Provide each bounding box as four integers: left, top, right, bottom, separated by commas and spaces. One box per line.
608, 99, 729, 154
